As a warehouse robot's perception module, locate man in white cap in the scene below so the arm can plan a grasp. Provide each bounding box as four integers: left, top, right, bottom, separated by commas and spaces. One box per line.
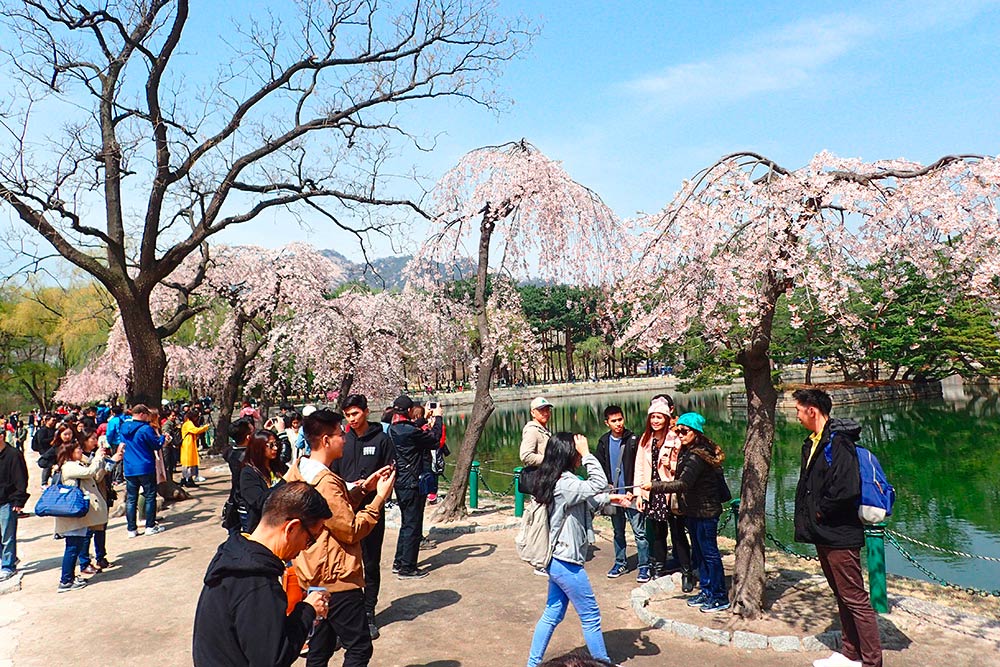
519, 397, 553, 466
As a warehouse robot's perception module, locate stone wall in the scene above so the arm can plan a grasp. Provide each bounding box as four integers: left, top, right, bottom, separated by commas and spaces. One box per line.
728, 381, 944, 411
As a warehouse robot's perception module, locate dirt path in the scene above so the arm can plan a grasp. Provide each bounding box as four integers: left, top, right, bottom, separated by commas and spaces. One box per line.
3, 459, 997, 667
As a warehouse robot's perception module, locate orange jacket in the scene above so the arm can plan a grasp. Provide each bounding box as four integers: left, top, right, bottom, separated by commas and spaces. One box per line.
284, 459, 383, 592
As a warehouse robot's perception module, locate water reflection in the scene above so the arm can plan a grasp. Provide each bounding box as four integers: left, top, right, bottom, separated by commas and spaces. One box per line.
443, 381, 1000, 591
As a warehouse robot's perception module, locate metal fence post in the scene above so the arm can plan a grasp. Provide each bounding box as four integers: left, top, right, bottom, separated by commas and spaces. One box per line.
865, 523, 889, 613
469, 460, 480, 509
514, 466, 524, 517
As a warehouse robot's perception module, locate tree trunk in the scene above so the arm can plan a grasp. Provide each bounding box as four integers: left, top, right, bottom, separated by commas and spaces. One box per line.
434, 205, 503, 522
565, 327, 575, 381
730, 273, 783, 620
731, 353, 778, 619
118, 294, 167, 407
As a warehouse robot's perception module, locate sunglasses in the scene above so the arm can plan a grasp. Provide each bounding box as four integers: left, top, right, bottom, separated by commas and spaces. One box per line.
300, 522, 320, 549
674, 427, 694, 436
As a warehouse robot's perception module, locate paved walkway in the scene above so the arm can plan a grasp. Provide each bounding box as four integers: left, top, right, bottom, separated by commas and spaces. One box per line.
2, 459, 997, 667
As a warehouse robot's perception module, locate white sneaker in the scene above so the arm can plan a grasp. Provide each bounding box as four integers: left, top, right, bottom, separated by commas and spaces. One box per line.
127, 530, 140, 539
195, 476, 207, 482
145, 524, 165, 535
813, 653, 862, 667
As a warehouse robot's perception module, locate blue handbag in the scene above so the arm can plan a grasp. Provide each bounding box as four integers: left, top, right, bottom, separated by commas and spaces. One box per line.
34, 475, 89, 518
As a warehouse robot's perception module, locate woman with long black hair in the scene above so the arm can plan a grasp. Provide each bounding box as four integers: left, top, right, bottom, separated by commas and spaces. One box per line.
525, 432, 625, 667
238, 430, 288, 533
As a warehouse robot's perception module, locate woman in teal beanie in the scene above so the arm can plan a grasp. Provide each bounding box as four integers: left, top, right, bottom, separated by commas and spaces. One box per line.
641, 411, 730, 612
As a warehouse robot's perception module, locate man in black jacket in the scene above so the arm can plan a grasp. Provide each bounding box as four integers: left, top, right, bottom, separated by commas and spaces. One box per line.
193, 481, 332, 667
792, 389, 882, 667
387, 395, 442, 580
30, 414, 55, 486
335, 394, 397, 639
595, 405, 650, 584
0, 432, 29, 581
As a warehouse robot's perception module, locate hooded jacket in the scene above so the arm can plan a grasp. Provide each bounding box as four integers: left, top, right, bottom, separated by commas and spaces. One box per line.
192, 532, 315, 667
333, 421, 396, 502
595, 428, 638, 492
120, 419, 164, 477
648, 439, 725, 519
284, 458, 382, 592
387, 419, 442, 490
53, 449, 109, 534
0, 444, 29, 508
793, 417, 864, 549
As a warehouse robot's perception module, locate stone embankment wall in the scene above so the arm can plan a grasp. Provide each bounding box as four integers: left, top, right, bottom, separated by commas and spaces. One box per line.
439, 375, 682, 408
728, 381, 944, 411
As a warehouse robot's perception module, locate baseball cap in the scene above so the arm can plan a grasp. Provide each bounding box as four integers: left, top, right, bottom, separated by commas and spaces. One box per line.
530, 397, 553, 411
392, 395, 414, 414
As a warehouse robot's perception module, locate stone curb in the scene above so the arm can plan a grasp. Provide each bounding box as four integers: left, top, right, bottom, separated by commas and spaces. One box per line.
628, 575, 842, 654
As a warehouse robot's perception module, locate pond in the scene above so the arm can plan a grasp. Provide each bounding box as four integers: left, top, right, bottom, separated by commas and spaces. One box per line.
443, 379, 1000, 592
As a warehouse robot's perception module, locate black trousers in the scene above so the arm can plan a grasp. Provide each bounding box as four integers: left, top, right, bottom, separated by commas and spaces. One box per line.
361, 509, 386, 616
648, 514, 691, 572
306, 588, 373, 667
392, 486, 424, 573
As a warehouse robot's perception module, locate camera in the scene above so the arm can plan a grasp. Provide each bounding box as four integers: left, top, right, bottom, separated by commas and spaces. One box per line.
427, 401, 438, 410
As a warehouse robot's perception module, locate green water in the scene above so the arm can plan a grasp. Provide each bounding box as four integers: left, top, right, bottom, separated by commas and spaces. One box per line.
443, 382, 1000, 592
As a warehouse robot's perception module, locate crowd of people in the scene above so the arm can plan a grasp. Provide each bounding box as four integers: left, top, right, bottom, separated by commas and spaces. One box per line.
516, 389, 881, 667
0, 401, 216, 590
1, 383, 882, 667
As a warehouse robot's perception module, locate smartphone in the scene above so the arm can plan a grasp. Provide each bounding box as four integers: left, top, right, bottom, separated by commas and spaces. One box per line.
306, 586, 326, 595
427, 401, 438, 410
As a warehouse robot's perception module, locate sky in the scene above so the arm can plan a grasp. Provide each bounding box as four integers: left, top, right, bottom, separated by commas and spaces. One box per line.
4, 0, 1000, 273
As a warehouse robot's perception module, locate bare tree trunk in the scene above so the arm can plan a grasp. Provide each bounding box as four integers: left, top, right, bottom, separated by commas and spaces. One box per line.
434, 206, 504, 522
565, 327, 575, 381
119, 297, 168, 407
731, 351, 777, 619
730, 273, 783, 619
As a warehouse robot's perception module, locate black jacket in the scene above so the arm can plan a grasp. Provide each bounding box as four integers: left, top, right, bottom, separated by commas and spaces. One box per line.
793, 418, 863, 549
595, 429, 638, 492
333, 421, 396, 503
650, 440, 725, 519
238, 464, 287, 534
31, 426, 53, 454
192, 533, 315, 667
0, 445, 29, 507
388, 419, 442, 490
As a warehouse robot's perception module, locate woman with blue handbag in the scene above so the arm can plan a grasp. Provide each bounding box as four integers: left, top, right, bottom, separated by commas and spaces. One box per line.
53, 439, 108, 593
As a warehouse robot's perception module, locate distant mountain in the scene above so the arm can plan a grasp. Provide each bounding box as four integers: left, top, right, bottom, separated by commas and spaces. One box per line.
320, 250, 474, 290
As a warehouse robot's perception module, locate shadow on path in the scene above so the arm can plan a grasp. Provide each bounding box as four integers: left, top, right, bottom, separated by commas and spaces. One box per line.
377, 590, 462, 627
421, 543, 496, 571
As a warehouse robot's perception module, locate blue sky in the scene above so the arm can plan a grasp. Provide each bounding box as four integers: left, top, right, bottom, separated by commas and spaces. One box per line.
227, 0, 1000, 258
4, 0, 1000, 272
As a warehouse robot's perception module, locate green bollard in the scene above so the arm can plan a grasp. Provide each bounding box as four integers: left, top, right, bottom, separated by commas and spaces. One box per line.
514, 466, 524, 517
470, 460, 480, 510
865, 523, 889, 613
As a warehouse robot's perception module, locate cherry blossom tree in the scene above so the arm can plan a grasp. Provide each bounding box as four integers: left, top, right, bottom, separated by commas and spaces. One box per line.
0, 0, 531, 406
251, 286, 472, 409
624, 151, 999, 618
410, 139, 624, 522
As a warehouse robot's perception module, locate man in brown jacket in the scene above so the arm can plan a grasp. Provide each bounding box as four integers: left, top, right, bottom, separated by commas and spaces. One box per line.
285, 409, 395, 667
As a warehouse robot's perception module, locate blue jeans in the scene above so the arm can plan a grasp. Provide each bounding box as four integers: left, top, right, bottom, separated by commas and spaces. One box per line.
687, 516, 726, 601
527, 558, 610, 667
611, 506, 649, 568
125, 473, 158, 532
61, 534, 88, 584
78, 528, 107, 568
0, 502, 17, 573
